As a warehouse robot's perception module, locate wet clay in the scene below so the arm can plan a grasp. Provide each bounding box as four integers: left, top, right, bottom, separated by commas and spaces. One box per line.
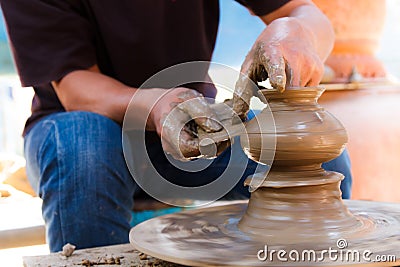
233, 42, 287, 121
242, 87, 347, 166
131, 87, 400, 266
131, 200, 400, 266
164, 92, 245, 159
196, 100, 246, 158
158, 88, 222, 160
238, 87, 356, 240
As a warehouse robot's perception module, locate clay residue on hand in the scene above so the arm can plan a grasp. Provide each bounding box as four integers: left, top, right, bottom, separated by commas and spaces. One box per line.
233, 41, 288, 121
161, 96, 237, 160
176, 90, 221, 133
197, 100, 247, 158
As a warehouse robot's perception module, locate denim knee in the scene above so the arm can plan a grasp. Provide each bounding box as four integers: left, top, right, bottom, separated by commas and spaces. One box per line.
24, 111, 136, 251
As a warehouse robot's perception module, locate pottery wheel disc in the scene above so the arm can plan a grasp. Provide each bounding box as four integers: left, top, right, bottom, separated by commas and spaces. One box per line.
130, 200, 400, 266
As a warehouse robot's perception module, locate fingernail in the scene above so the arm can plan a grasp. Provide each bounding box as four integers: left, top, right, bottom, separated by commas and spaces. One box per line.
275, 75, 284, 85
272, 75, 285, 92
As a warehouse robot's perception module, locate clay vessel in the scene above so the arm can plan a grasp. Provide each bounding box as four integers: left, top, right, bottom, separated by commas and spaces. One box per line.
241, 87, 348, 167
313, 0, 386, 80
238, 87, 362, 243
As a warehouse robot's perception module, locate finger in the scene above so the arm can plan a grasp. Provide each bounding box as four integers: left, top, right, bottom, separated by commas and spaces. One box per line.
160, 118, 185, 160
306, 69, 322, 87
291, 53, 325, 87
178, 96, 222, 133
161, 132, 200, 160
288, 60, 301, 87
233, 48, 259, 121
198, 138, 231, 159
233, 73, 250, 120
299, 57, 316, 87
179, 130, 200, 158
162, 124, 201, 160
285, 59, 293, 88
161, 136, 184, 160
216, 139, 231, 157
233, 69, 259, 121
161, 109, 192, 160
306, 59, 324, 86
261, 52, 286, 92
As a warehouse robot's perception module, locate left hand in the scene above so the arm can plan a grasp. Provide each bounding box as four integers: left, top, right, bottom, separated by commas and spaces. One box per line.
233, 17, 324, 120
150, 87, 223, 160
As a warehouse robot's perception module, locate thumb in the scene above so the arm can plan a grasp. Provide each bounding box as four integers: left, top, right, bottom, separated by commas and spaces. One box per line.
178, 97, 222, 133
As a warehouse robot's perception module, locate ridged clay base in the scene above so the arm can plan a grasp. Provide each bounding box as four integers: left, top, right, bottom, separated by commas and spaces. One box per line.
130, 199, 400, 266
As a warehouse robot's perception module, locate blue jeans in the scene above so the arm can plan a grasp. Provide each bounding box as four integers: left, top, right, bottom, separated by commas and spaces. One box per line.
24, 111, 352, 252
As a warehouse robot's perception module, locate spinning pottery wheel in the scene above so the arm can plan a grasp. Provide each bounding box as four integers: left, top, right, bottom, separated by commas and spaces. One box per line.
130, 87, 400, 266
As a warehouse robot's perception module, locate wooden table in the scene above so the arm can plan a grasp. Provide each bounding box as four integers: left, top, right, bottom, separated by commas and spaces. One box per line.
23, 243, 183, 267
22, 201, 240, 266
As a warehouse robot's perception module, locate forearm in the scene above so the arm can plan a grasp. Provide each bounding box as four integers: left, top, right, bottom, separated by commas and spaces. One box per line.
260, 0, 334, 61
52, 66, 137, 124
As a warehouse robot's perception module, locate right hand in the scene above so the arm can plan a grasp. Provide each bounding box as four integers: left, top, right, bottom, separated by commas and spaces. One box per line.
233, 17, 325, 120
148, 87, 222, 160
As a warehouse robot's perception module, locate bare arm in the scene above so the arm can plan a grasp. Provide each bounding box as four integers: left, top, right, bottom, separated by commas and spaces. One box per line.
52, 65, 137, 124
51, 65, 221, 160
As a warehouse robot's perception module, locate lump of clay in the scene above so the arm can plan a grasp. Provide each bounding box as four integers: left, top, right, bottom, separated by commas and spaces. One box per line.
61, 243, 76, 257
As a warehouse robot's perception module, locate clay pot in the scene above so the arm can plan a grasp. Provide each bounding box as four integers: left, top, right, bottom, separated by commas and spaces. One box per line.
313, 0, 386, 80
238, 87, 362, 243
241, 87, 347, 167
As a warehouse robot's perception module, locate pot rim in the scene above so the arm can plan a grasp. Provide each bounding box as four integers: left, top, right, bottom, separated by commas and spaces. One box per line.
258, 86, 325, 101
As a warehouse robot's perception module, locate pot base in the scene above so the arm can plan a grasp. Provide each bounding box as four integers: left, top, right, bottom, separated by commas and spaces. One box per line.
130, 199, 400, 266
238, 168, 365, 245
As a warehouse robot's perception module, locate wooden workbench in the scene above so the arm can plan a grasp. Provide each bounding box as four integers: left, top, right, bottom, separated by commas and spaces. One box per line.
23, 243, 183, 267
23, 201, 240, 266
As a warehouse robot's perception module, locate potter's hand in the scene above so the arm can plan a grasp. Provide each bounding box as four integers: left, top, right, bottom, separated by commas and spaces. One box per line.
148, 87, 222, 161
233, 17, 324, 120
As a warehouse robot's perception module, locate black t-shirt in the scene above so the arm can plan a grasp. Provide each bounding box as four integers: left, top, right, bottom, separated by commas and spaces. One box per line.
0, 0, 290, 134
